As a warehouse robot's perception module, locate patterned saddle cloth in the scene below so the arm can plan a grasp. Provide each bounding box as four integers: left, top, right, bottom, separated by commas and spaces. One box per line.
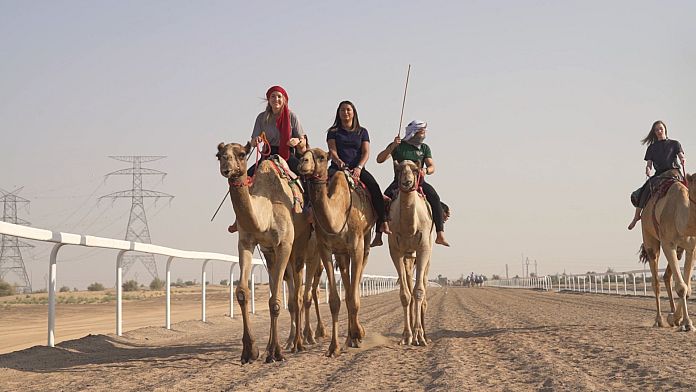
267, 155, 304, 213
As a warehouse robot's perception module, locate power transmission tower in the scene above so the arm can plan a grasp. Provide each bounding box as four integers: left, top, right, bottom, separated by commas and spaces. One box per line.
0, 188, 33, 293
100, 156, 173, 280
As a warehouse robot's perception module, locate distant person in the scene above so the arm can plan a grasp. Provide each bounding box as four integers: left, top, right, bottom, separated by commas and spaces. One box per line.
375, 120, 450, 246
628, 120, 685, 230
326, 100, 391, 246
229, 85, 307, 234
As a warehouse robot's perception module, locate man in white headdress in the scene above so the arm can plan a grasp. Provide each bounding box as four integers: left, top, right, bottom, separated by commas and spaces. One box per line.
375, 120, 450, 247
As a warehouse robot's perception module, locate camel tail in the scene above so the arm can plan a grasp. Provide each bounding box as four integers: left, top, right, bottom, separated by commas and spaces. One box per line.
677, 247, 684, 260
638, 244, 650, 264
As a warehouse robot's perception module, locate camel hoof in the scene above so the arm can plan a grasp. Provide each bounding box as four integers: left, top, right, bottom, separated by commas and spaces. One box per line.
399, 337, 412, 346
315, 324, 327, 338
265, 353, 285, 363
679, 323, 695, 332
304, 333, 317, 345
241, 344, 259, 364
325, 344, 341, 357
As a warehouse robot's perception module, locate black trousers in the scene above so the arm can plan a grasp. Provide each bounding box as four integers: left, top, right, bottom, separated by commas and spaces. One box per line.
385, 179, 445, 232
328, 166, 388, 231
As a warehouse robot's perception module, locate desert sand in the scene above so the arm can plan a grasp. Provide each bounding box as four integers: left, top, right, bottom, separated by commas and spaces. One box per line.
2, 286, 696, 391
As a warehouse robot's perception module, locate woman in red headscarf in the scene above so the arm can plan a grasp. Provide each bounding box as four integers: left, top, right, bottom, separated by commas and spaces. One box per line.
229, 86, 307, 234
247, 85, 307, 177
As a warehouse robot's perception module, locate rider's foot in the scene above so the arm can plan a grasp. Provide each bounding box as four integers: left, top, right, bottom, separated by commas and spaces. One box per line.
627, 216, 641, 230
435, 232, 450, 247
228, 221, 238, 234
380, 221, 392, 235
370, 232, 383, 247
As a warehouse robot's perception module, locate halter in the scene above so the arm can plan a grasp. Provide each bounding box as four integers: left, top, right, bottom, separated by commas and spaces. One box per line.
228, 176, 252, 188
398, 165, 424, 193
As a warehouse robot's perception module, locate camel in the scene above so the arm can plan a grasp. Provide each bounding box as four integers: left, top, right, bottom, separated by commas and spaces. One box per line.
298, 148, 375, 356
639, 172, 696, 331
388, 160, 434, 346
216, 142, 311, 363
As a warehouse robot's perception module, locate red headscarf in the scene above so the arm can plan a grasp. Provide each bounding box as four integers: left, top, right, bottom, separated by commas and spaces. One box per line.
266, 85, 291, 160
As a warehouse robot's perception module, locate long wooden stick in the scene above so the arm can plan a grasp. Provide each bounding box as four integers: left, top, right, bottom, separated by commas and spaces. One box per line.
397, 64, 412, 137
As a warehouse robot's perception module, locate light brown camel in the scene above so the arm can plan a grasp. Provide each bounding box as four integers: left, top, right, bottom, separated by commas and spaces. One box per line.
298, 148, 375, 356
639, 172, 696, 331
388, 160, 434, 345
216, 142, 310, 363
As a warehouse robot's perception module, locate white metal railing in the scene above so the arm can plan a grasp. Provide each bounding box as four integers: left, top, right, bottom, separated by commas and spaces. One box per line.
0, 221, 398, 348
488, 276, 552, 291
546, 267, 686, 297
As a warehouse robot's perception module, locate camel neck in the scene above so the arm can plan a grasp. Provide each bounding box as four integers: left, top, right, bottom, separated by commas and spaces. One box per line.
228, 181, 263, 233
309, 174, 350, 234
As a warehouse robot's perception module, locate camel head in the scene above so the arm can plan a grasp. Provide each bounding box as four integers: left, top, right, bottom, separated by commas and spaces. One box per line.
216, 142, 251, 179
687, 173, 696, 201
299, 148, 330, 181
394, 160, 421, 192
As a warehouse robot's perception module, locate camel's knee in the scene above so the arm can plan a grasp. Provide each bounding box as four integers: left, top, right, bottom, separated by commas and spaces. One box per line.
236, 287, 249, 306
329, 295, 340, 314
676, 283, 688, 298
414, 288, 425, 301
399, 291, 411, 307
269, 298, 282, 317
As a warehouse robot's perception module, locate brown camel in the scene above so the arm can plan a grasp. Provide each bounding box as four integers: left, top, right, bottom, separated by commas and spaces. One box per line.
388, 160, 434, 345
639, 172, 696, 331
298, 148, 375, 356
216, 142, 310, 363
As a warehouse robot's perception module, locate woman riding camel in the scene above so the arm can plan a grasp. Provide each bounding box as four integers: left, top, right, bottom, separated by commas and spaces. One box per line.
375, 120, 450, 247
628, 120, 686, 230
326, 100, 391, 246
228, 85, 307, 234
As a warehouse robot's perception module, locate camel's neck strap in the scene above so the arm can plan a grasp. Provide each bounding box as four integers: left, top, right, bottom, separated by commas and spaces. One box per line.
228, 176, 252, 188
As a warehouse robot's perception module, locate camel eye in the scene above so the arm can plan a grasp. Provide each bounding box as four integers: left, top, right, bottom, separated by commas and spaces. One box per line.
237, 152, 245, 159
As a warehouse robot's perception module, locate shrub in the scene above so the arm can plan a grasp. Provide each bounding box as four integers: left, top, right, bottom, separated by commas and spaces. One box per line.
149, 277, 165, 291
184, 280, 195, 286
88, 282, 105, 291
59, 286, 71, 293
122, 280, 139, 292
220, 279, 228, 286
0, 280, 14, 297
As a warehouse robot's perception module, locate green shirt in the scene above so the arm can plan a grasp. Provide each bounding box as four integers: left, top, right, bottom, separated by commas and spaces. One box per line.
391, 142, 432, 165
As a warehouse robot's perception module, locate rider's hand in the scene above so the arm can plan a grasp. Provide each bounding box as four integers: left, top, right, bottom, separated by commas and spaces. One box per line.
392, 136, 401, 148
287, 137, 300, 147
352, 166, 362, 180
645, 166, 651, 177
250, 136, 262, 147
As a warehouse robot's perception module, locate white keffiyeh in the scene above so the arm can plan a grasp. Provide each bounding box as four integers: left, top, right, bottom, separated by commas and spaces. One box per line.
404, 120, 427, 141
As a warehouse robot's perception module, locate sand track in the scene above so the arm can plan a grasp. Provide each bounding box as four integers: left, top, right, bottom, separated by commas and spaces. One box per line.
2, 287, 696, 391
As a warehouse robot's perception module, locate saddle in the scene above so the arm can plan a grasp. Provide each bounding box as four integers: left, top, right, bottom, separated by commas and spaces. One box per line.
267, 154, 304, 214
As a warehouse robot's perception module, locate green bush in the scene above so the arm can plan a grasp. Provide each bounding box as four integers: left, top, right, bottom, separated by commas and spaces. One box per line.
59, 286, 71, 293
149, 277, 165, 291
0, 280, 14, 297
220, 279, 228, 286
87, 282, 105, 291
122, 280, 139, 292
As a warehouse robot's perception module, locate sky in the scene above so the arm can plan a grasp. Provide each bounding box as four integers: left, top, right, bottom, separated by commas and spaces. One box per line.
2, 0, 696, 289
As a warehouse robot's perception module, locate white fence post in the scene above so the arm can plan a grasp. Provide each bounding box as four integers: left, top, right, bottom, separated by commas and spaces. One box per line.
229, 265, 235, 318
165, 256, 174, 329
202, 259, 210, 322
47, 243, 63, 347
116, 250, 126, 337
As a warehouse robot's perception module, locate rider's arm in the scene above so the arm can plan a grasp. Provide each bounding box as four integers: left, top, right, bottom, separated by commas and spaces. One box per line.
327, 139, 345, 168
424, 157, 435, 175
645, 160, 653, 176
376, 136, 401, 163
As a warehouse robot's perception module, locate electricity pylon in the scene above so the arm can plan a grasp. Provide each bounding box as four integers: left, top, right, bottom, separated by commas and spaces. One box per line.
0, 188, 33, 293
100, 156, 173, 279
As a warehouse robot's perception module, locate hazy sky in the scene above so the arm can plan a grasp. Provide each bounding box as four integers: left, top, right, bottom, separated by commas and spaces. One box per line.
2, 1, 696, 289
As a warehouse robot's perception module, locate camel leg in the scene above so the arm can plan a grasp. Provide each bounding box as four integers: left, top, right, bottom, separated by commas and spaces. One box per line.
334, 253, 357, 349
283, 268, 297, 350
645, 239, 668, 327
312, 263, 327, 338
677, 246, 696, 331
237, 242, 259, 364
346, 236, 370, 349
404, 256, 415, 331
320, 247, 342, 357
421, 256, 432, 343
265, 244, 292, 362
664, 265, 681, 327
412, 248, 431, 346
289, 254, 305, 352
303, 253, 322, 344
662, 243, 693, 332
392, 253, 412, 345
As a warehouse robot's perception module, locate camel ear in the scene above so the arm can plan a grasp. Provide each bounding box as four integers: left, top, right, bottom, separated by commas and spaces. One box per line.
217, 142, 225, 151
244, 142, 251, 154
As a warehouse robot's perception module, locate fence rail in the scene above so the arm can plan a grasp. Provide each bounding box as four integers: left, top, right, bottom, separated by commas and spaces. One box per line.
0, 221, 397, 349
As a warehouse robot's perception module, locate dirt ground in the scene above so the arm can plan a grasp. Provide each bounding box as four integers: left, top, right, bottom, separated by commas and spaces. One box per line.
2, 287, 696, 391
